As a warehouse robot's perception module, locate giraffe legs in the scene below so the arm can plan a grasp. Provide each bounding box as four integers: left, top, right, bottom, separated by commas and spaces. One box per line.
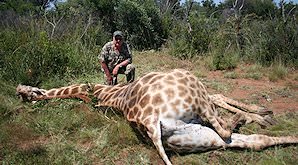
205, 115, 232, 142
147, 118, 173, 165
162, 120, 298, 153
210, 94, 276, 127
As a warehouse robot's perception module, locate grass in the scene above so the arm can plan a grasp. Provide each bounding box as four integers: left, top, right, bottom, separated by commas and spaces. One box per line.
0, 51, 297, 164
224, 71, 239, 79
243, 64, 263, 80
268, 64, 288, 82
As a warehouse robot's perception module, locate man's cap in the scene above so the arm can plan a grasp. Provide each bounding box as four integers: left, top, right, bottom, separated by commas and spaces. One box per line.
113, 31, 123, 38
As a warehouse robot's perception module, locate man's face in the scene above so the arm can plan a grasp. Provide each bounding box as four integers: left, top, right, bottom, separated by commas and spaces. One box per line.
113, 35, 123, 47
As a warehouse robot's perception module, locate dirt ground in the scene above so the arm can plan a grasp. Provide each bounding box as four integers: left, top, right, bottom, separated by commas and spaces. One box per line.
203, 68, 298, 114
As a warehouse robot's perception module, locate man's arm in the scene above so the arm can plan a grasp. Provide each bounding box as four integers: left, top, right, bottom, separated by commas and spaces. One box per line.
119, 43, 132, 67
101, 61, 111, 77
99, 43, 112, 83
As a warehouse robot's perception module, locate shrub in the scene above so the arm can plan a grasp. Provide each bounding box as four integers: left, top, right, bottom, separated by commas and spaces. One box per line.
209, 28, 239, 70
243, 19, 298, 67
167, 14, 218, 59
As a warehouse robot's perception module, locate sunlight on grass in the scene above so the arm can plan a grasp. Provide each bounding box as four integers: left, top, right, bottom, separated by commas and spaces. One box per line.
244, 64, 263, 80
268, 64, 288, 82
224, 71, 239, 79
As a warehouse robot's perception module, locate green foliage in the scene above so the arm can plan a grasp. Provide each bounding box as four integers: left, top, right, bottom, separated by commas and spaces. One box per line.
244, 64, 263, 80
209, 28, 239, 70
0, 6, 108, 85
0, 0, 38, 14
244, 19, 298, 67
0, 29, 70, 85
268, 64, 288, 82
168, 14, 218, 59
224, 71, 238, 79
115, 0, 165, 50
219, 0, 277, 17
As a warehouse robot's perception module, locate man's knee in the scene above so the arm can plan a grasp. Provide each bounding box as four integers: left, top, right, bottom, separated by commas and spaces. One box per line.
125, 64, 135, 83
124, 64, 135, 75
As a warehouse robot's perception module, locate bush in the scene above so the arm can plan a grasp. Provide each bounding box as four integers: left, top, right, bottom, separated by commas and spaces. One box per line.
243, 19, 298, 67
0, 9, 107, 85
115, 0, 165, 50
0, 30, 69, 85
167, 14, 218, 59
209, 27, 239, 70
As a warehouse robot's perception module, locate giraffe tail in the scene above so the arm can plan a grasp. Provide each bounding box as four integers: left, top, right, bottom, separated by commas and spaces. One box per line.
227, 133, 298, 150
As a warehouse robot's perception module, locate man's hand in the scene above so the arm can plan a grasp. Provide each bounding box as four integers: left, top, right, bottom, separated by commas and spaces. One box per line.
112, 65, 120, 75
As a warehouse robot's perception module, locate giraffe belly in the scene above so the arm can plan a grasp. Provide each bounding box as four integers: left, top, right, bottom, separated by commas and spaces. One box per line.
161, 119, 226, 153
160, 106, 203, 125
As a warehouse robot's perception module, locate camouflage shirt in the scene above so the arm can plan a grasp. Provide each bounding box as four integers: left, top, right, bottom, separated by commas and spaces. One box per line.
99, 41, 132, 71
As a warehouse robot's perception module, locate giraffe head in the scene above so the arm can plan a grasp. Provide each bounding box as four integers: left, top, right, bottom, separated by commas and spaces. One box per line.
16, 84, 46, 102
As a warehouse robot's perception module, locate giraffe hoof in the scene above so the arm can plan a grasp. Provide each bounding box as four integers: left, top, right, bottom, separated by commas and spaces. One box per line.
224, 137, 232, 144
259, 115, 277, 128
256, 108, 273, 116
264, 115, 278, 125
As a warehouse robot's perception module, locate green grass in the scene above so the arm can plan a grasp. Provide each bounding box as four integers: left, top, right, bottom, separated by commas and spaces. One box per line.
224, 71, 239, 79
244, 64, 263, 80
0, 52, 297, 164
268, 64, 288, 82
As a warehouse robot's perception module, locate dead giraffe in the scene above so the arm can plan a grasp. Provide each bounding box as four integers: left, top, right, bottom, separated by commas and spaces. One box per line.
16, 69, 297, 165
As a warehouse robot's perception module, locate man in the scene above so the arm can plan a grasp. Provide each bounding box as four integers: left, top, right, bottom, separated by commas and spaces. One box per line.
99, 31, 135, 85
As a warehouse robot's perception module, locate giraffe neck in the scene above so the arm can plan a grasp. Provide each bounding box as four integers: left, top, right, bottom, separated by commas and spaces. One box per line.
92, 84, 130, 112
16, 84, 92, 103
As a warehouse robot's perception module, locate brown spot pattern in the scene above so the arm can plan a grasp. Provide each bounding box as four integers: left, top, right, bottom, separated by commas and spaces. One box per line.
139, 94, 150, 108
173, 71, 184, 77
177, 78, 188, 85
63, 88, 69, 95
152, 94, 163, 105
71, 87, 79, 94
128, 97, 137, 108
48, 90, 56, 96
56, 89, 63, 95
143, 107, 153, 119
178, 85, 188, 96
149, 75, 163, 84
165, 88, 175, 99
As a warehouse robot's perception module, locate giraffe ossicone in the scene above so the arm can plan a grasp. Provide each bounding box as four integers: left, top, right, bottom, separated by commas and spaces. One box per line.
16, 69, 298, 165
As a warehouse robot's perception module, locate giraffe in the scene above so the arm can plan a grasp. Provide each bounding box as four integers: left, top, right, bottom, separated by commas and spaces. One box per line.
16, 69, 297, 165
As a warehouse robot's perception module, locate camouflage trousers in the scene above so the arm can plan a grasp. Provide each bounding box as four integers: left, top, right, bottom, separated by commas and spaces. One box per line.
103, 64, 135, 85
